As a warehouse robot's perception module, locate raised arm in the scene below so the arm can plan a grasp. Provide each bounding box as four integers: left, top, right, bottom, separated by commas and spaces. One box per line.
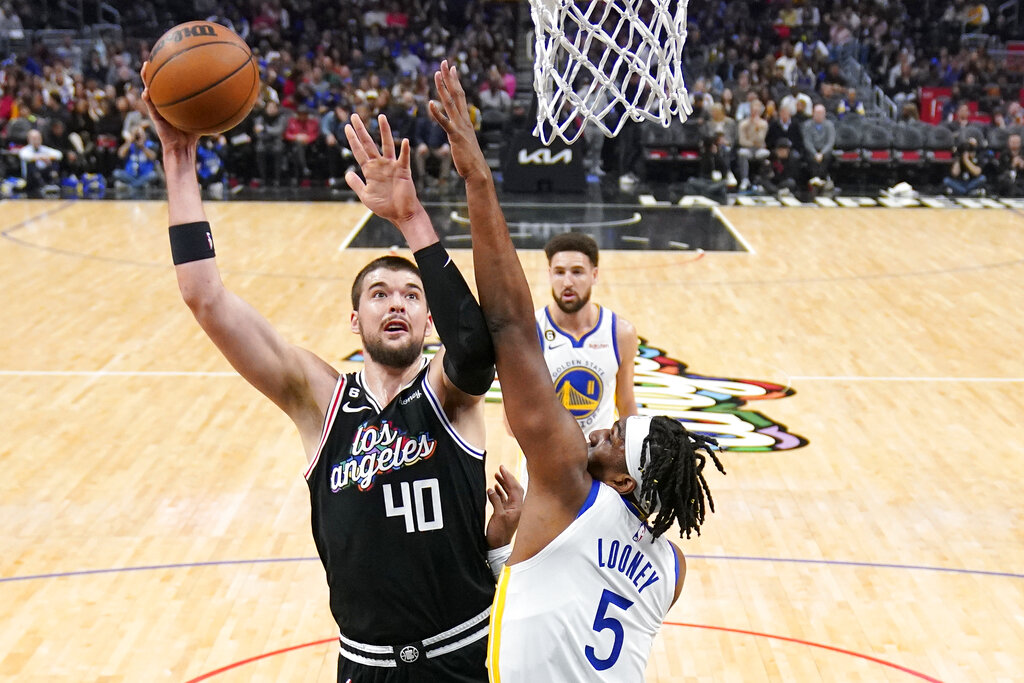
614, 316, 639, 418
141, 63, 337, 459
429, 62, 591, 507
343, 111, 495, 448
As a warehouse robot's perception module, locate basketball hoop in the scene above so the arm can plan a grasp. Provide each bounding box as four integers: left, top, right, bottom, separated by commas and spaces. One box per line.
529, 0, 693, 145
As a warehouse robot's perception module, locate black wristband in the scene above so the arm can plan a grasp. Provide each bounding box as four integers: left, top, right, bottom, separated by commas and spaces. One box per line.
413, 242, 496, 396
169, 222, 216, 265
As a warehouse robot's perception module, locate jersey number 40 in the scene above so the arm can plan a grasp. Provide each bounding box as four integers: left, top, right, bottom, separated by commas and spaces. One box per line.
383, 478, 444, 533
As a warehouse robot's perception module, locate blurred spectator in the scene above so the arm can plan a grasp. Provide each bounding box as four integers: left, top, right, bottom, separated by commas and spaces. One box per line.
254, 100, 289, 187
995, 134, 1023, 197
43, 118, 84, 176
196, 136, 227, 198
319, 101, 355, 186
836, 88, 866, 118
113, 126, 158, 194
943, 137, 986, 196
763, 137, 800, 195
767, 105, 804, 157
18, 129, 62, 195
702, 103, 737, 186
479, 73, 511, 114
284, 104, 319, 184
802, 104, 835, 186
414, 108, 452, 187
780, 85, 813, 117
736, 100, 769, 190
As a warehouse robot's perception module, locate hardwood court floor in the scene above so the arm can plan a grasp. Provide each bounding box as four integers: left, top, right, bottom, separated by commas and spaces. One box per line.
1, 199, 1022, 682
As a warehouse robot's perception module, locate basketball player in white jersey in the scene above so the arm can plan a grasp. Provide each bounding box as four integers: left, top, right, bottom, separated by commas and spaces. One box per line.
538, 232, 638, 436
427, 62, 726, 682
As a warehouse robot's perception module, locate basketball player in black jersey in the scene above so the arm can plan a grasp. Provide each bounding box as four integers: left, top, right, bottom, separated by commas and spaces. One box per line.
141, 61, 521, 683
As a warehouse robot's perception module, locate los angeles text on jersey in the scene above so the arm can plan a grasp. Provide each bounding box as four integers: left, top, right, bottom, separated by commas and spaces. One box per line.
330, 420, 437, 492
596, 537, 660, 594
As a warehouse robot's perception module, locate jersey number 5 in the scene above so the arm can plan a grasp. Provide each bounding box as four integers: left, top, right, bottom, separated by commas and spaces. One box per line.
584, 589, 635, 671
383, 478, 444, 533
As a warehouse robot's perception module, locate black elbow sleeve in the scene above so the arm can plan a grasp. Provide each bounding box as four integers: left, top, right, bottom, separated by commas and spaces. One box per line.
414, 242, 496, 395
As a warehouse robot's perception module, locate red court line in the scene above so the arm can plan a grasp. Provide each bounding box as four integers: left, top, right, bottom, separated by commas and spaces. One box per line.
184, 638, 336, 682
665, 622, 943, 682
185, 623, 943, 682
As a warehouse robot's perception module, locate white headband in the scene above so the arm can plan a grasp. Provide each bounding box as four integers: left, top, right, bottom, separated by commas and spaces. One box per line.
624, 416, 657, 515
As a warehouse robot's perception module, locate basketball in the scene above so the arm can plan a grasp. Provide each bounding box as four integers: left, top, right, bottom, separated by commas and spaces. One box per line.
145, 21, 260, 135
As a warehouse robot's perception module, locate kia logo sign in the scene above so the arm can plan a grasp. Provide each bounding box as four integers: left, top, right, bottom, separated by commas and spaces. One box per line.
517, 148, 573, 165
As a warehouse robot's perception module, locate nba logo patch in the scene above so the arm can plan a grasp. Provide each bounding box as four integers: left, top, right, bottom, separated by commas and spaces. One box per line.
633, 523, 646, 543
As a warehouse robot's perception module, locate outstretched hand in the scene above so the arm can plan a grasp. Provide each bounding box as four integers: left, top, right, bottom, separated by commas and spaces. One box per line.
344, 113, 423, 227
139, 61, 200, 154
485, 465, 524, 549
429, 60, 490, 182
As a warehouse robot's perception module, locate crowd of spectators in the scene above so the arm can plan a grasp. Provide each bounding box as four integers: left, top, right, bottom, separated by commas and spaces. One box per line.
0, 0, 525, 196
0, 0, 1022, 198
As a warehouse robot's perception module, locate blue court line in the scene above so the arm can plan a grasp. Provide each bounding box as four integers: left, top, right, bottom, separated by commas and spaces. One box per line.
1, 554, 1021, 584
687, 554, 1024, 580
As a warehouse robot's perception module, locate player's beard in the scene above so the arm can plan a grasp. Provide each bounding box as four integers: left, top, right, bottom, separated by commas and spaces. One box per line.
362, 333, 424, 369
553, 287, 591, 314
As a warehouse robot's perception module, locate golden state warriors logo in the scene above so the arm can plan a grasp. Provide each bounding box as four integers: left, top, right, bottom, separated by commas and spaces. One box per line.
553, 366, 603, 419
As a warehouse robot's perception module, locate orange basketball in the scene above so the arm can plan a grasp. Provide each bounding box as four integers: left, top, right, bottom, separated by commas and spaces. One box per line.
145, 21, 260, 135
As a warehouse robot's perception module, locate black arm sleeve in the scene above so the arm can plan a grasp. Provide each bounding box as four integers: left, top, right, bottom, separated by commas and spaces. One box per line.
414, 242, 496, 395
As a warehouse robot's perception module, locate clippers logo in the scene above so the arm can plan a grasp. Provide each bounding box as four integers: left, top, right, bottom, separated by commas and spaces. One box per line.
627, 338, 807, 451
348, 338, 808, 451
518, 148, 573, 165
330, 420, 437, 492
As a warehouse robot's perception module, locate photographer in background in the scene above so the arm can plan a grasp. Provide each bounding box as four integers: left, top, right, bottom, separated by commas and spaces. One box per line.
113, 125, 159, 195
943, 137, 986, 197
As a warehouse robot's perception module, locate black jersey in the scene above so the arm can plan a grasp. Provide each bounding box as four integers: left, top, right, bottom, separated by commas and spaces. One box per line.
305, 360, 494, 644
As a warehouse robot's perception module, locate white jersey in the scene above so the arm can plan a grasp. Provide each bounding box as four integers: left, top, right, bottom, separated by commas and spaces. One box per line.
536, 305, 621, 436
488, 481, 679, 683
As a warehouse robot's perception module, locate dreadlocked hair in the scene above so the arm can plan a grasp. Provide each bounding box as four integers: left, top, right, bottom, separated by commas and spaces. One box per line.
638, 417, 726, 540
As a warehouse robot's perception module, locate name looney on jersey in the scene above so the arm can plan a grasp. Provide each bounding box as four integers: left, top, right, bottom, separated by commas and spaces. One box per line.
331, 420, 437, 492
596, 537, 660, 594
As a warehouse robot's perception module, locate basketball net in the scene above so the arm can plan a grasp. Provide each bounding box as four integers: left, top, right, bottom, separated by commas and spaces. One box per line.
530, 0, 693, 145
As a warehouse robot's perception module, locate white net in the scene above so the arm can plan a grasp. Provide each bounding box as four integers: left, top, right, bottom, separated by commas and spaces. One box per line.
530, 0, 693, 145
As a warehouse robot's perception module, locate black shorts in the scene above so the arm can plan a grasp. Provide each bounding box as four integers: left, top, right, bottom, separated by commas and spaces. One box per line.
336, 636, 487, 683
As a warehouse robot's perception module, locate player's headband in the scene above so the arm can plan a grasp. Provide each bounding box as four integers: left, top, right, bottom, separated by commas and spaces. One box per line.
624, 415, 659, 516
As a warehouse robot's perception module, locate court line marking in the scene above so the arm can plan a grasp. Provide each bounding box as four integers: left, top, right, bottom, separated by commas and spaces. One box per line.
713, 205, 756, 254
3, 554, 1020, 584
1, 370, 1021, 383
789, 375, 1024, 383
6, 202, 1022, 284
180, 624, 943, 682
336, 209, 372, 251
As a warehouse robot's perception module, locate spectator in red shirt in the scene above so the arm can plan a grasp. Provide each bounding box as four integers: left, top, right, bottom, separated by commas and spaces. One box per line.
284, 104, 319, 183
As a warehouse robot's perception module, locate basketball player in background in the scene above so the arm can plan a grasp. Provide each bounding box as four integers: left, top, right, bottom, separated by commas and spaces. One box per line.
141, 62, 521, 683
429, 61, 726, 682
539, 232, 638, 436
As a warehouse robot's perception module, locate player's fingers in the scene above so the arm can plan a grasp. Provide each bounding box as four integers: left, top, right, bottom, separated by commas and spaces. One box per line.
428, 100, 451, 131
486, 487, 504, 513
498, 465, 524, 503
350, 114, 380, 159
446, 64, 468, 110
344, 169, 366, 196
140, 61, 149, 83
343, 123, 371, 166
378, 114, 395, 160
397, 137, 411, 169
